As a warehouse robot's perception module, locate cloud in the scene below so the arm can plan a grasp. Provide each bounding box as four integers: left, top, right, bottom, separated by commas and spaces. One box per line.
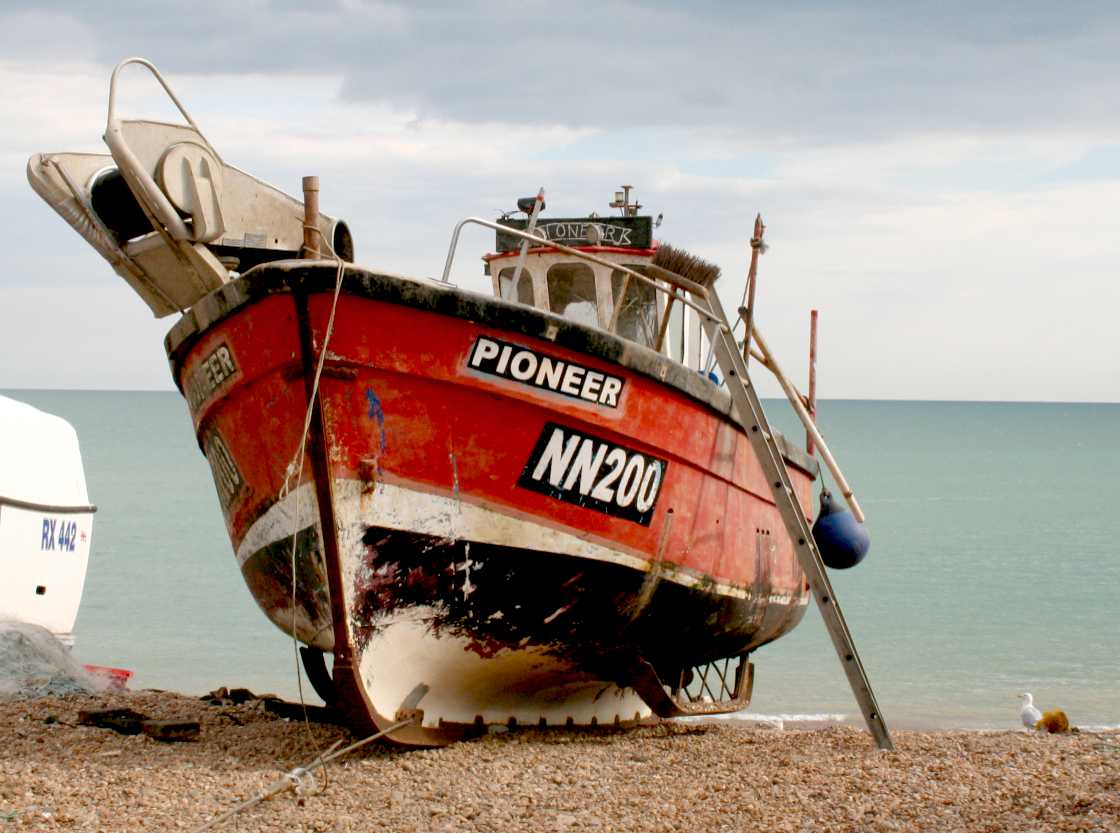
0, 3, 1117, 400
6, 2, 1120, 141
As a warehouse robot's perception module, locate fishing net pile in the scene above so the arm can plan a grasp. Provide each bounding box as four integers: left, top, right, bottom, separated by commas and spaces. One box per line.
0, 621, 98, 698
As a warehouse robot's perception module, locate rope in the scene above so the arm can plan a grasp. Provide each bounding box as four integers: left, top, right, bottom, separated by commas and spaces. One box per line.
188, 720, 411, 832
279, 230, 348, 502
190, 233, 392, 833
277, 226, 348, 782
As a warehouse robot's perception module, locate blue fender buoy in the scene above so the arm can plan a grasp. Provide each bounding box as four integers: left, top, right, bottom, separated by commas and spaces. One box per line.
812, 490, 870, 569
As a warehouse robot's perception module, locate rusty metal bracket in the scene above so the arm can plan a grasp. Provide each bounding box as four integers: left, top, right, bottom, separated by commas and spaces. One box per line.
629, 656, 754, 718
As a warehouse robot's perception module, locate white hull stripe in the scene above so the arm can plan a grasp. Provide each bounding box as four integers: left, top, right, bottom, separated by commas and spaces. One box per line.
235, 483, 320, 567
238, 478, 780, 601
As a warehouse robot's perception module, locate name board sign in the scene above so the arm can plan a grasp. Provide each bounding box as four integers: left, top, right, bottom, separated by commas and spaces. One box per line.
467, 336, 625, 408
204, 430, 245, 513
184, 343, 238, 413
518, 422, 667, 525
496, 216, 652, 253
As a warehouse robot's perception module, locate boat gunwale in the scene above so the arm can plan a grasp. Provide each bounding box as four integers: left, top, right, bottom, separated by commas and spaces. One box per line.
164, 259, 818, 478
0, 496, 97, 514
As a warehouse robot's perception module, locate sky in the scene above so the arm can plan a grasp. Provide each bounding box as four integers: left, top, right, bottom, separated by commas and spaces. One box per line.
0, 1, 1116, 401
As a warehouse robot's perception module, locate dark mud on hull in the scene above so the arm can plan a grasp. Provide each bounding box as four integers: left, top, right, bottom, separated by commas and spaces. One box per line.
239, 525, 334, 651
351, 526, 808, 689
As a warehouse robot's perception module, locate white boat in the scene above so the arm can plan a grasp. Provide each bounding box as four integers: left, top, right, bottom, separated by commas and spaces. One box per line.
0, 396, 95, 646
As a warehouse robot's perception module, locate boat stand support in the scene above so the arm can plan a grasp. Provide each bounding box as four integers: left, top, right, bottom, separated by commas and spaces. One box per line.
694, 287, 895, 751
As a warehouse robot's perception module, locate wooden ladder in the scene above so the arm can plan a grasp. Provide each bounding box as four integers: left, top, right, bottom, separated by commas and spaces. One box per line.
693, 287, 895, 751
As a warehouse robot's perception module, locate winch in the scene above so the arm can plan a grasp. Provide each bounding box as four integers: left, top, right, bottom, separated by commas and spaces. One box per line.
27, 57, 352, 317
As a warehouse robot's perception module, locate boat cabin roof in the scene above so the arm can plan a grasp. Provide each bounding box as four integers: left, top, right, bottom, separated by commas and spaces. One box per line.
480, 206, 710, 372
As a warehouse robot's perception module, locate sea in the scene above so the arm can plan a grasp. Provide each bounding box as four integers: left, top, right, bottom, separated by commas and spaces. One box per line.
4, 390, 1118, 731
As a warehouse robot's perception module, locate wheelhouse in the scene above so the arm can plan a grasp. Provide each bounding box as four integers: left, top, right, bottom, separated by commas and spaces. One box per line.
483, 189, 714, 373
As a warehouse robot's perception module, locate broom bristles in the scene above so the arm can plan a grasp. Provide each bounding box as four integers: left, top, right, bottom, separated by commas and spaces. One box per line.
652, 243, 721, 288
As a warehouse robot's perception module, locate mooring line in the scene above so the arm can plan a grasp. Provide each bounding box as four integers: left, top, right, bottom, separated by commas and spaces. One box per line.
279, 227, 349, 780
188, 720, 411, 833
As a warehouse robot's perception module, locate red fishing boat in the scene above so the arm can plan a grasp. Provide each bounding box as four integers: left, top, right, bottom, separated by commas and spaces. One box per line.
28, 59, 898, 749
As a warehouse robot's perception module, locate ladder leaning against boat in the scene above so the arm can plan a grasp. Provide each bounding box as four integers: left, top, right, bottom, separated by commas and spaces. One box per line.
442, 215, 893, 751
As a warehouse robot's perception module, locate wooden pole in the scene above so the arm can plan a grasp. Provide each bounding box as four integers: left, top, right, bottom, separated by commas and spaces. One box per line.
511, 187, 545, 288
740, 311, 866, 524
807, 309, 818, 455
702, 293, 890, 750
302, 175, 320, 259
741, 214, 765, 365
653, 289, 678, 353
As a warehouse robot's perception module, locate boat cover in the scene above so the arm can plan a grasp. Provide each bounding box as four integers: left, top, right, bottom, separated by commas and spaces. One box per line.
0, 396, 90, 508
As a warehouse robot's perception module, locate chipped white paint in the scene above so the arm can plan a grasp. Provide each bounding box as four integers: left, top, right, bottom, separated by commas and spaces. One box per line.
232, 474, 808, 725
335, 478, 771, 600
542, 603, 574, 625
457, 543, 476, 600
238, 477, 798, 603
331, 478, 654, 727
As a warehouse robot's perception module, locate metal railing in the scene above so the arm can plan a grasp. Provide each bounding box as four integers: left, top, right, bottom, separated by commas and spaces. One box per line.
105, 57, 205, 242
440, 216, 721, 326
440, 213, 864, 523
440, 211, 891, 747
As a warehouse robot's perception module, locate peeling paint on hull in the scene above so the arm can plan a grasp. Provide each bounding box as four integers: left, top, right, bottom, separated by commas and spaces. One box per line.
169, 263, 817, 745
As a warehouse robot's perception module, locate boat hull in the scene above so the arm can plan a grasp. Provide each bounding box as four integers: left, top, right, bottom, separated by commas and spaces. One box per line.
0, 395, 95, 647
167, 262, 816, 743
0, 501, 93, 645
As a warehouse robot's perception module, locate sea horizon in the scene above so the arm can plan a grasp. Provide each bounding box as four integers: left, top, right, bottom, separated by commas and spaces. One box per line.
3, 390, 1117, 732
6, 387, 1119, 406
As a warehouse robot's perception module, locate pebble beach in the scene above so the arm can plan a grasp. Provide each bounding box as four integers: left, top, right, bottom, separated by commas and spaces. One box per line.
1, 691, 1117, 832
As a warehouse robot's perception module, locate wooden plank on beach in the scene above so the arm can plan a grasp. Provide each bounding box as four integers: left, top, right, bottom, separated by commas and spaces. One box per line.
141, 719, 201, 742
77, 708, 146, 735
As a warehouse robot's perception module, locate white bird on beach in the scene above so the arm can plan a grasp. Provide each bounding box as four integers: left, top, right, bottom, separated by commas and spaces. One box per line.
1019, 693, 1043, 729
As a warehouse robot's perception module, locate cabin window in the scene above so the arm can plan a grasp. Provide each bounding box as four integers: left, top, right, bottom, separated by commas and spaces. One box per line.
498, 267, 535, 306
666, 299, 685, 363
610, 266, 659, 348
547, 263, 598, 328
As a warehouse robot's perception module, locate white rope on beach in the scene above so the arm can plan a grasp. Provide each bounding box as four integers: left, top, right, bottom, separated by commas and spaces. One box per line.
191, 222, 401, 833
187, 720, 411, 833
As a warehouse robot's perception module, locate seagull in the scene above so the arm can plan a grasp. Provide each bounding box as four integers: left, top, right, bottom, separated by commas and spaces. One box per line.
1019, 692, 1043, 729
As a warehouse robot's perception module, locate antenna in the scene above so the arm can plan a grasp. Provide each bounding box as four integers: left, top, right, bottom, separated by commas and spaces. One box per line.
609, 185, 642, 217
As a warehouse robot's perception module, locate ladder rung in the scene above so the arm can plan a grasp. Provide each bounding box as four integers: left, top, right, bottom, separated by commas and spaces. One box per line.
694, 289, 893, 751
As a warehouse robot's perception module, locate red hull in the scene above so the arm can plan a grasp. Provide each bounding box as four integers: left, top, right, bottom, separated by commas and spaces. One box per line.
167, 262, 816, 744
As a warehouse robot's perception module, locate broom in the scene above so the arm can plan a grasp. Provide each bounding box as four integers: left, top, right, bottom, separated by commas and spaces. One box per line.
650, 242, 722, 288
608, 242, 720, 344
639, 243, 721, 351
